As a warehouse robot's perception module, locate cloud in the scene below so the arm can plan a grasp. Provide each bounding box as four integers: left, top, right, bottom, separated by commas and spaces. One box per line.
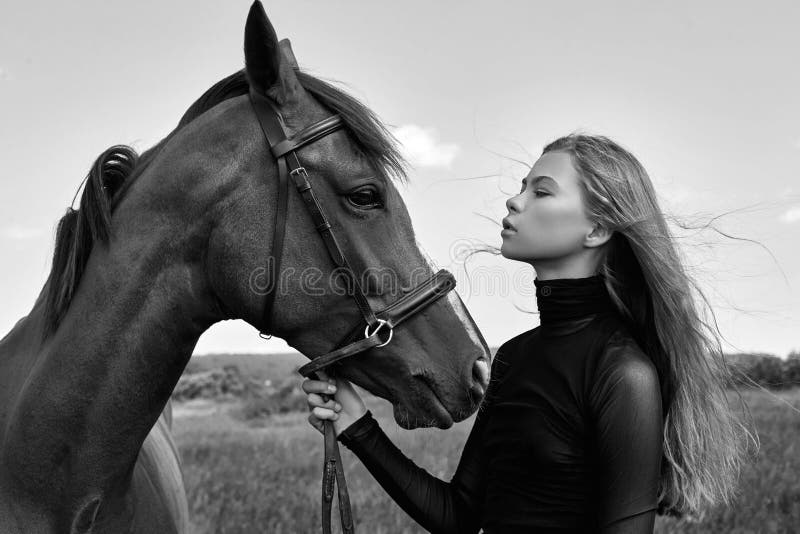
1, 225, 45, 240
392, 124, 460, 169
652, 177, 707, 208
780, 206, 800, 223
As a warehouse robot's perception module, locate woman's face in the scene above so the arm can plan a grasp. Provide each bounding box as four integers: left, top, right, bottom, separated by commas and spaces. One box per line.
500, 151, 596, 264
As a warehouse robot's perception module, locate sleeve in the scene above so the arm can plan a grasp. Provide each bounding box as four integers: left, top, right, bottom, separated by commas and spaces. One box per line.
588, 344, 664, 534
337, 349, 511, 534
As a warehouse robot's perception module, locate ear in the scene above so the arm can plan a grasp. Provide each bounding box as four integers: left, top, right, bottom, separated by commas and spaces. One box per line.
243, 1, 301, 105
585, 223, 614, 249
279, 39, 299, 70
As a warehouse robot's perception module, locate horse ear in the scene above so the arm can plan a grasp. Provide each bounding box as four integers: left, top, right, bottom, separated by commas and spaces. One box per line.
243, 1, 300, 104
279, 39, 299, 70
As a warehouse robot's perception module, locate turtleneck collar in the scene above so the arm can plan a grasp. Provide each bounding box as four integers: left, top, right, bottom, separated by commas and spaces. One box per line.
533, 273, 616, 336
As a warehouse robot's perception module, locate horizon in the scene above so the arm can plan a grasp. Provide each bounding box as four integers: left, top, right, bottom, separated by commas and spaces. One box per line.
190, 347, 793, 359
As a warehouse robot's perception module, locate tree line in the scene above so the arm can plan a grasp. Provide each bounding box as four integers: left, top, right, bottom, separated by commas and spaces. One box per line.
726, 351, 800, 390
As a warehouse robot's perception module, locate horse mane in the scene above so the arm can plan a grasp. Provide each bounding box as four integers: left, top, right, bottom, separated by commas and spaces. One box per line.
41, 69, 407, 339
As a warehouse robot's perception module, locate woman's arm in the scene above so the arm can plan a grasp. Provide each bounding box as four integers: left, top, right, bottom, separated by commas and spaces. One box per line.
590, 341, 664, 534
306, 350, 510, 534
337, 402, 490, 534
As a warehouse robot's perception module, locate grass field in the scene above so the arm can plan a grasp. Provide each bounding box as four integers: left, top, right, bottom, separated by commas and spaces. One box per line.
173, 354, 800, 533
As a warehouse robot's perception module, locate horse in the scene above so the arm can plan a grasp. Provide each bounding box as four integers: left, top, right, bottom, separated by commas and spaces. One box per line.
0, 2, 491, 532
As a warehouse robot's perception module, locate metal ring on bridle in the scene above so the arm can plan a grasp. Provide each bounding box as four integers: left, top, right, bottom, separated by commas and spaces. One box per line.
364, 318, 393, 348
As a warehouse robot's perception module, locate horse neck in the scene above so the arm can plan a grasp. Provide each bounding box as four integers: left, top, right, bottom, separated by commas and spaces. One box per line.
1, 175, 223, 513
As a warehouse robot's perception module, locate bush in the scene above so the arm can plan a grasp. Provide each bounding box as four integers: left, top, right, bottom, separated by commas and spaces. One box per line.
172, 365, 265, 401
785, 352, 800, 386
727, 352, 800, 390
234, 377, 308, 421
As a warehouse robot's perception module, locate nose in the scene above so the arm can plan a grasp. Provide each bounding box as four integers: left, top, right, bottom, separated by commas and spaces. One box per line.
472, 356, 490, 398
505, 194, 521, 213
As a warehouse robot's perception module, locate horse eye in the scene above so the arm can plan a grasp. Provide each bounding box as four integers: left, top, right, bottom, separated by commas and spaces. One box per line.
347, 188, 382, 209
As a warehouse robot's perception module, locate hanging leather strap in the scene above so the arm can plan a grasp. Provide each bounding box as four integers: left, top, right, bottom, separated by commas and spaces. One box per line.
249, 93, 290, 337
322, 414, 354, 534
284, 160, 379, 331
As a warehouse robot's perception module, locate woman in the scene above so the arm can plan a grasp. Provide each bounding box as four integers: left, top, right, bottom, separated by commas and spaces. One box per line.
302, 134, 750, 533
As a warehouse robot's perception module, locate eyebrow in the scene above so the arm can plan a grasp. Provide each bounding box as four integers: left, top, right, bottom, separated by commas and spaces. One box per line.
521, 175, 558, 188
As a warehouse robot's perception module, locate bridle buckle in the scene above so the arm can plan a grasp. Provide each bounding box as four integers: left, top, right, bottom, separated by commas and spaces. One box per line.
364, 318, 393, 348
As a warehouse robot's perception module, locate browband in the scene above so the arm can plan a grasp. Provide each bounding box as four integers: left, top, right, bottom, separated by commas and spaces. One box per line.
271, 116, 344, 158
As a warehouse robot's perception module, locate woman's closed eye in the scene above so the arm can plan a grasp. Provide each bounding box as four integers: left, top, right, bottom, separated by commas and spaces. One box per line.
518, 183, 551, 197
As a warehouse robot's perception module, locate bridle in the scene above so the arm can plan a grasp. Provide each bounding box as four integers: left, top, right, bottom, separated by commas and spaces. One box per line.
248, 91, 457, 534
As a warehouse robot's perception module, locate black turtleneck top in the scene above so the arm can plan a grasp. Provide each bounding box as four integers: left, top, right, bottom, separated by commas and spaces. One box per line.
338, 274, 664, 534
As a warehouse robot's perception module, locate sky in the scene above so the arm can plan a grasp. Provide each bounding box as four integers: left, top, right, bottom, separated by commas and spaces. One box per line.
1, 0, 799, 358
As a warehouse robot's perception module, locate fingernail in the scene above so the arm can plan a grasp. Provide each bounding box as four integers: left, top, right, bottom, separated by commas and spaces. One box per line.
334, 403, 341, 411
328, 385, 336, 393
332, 413, 339, 419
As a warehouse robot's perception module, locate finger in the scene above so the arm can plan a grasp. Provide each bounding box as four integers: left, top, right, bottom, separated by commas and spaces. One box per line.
301, 378, 337, 395
317, 371, 339, 391
306, 392, 338, 409
326, 377, 360, 404
301, 378, 333, 394
316, 371, 348, 395
307, 414, 323, 434
311, 407, 339, 420
306, 392, 325, 407
307, 394, 340, 411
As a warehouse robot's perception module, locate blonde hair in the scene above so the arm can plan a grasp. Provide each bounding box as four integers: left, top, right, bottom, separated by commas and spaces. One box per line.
542, 133, 756, 519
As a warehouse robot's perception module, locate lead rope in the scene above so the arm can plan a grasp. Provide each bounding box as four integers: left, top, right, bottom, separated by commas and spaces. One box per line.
315, 368, 355, 534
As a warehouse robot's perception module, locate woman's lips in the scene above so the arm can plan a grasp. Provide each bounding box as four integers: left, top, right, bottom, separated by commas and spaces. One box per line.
501, 217, 516, 234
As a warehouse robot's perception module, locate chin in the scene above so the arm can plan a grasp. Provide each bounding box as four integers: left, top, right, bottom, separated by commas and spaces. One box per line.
392, 402, 455, 430
500, 244, 525, 262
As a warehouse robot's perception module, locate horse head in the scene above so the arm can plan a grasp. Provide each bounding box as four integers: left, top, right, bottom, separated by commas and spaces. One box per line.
193, 1, 491, 428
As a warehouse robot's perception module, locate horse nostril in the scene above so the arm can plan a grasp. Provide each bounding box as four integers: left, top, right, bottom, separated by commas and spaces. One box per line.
472, 357, 490, 395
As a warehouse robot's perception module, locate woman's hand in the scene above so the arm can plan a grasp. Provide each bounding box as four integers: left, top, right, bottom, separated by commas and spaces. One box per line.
302, 370, 367, 437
